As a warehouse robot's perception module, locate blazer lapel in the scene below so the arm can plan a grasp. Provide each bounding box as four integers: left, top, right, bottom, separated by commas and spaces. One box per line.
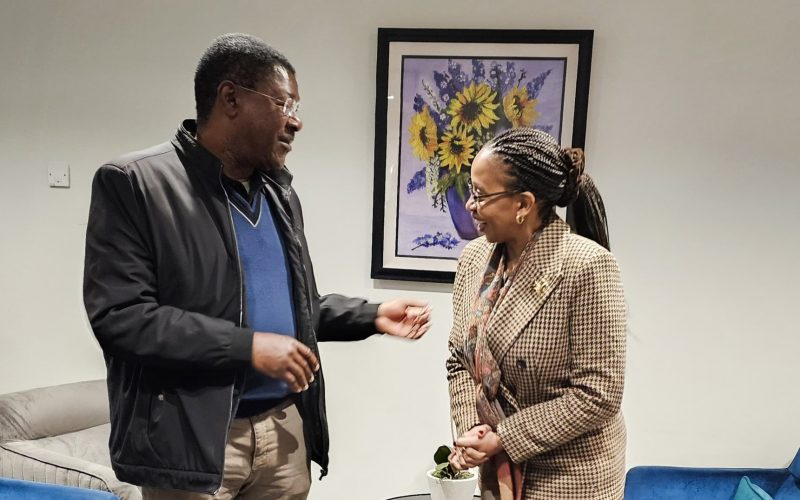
485, 217, 570, 365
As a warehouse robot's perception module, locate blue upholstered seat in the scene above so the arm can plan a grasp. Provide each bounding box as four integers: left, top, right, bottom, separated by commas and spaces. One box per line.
0, 477, 119, 499
625, 449, 800, 499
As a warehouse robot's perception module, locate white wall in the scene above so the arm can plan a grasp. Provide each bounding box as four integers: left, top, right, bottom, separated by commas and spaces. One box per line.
1, 1, 798, 498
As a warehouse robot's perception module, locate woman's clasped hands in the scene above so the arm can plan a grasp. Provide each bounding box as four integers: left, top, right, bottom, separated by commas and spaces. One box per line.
448, 424, 503, 471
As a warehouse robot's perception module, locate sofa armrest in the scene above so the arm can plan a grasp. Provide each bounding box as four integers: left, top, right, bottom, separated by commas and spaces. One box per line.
0, 380, 109, 442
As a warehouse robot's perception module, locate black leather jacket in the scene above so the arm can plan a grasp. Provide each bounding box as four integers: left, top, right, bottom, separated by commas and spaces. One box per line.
83, 120, 378, 493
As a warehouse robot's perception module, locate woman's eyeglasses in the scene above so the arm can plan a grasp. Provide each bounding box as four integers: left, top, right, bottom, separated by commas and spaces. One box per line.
467, 180, 519, 208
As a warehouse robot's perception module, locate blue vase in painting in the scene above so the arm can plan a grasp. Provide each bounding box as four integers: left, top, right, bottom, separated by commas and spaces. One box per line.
445, 185, 479, 240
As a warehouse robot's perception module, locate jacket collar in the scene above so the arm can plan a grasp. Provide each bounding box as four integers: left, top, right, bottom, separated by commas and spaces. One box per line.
173, 119, 224, 180
173, 119, 295, 191
259, 164, 294, 191
485, 214, 570, 364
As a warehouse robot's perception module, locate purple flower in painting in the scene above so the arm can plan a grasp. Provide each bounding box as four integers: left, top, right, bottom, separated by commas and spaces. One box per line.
471, 59, 486, 82
406, 168, 426, 194
412, 232, 460, 251
447, 60, 467, 92
527, 69, 552, 99
505, 62, 517, 92
412, 92, 445, 133
413, 94, 426, 113
489, 63, 505, 87
433, 71, 454, 101
434, 70, 447, 90
432, 110, 447, 131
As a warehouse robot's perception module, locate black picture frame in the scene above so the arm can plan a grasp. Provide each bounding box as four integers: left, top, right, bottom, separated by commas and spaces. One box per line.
371, 28, 593, 283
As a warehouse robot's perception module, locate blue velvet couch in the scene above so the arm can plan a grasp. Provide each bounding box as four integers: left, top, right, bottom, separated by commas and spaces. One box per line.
625, 449, 800, 499
0, 477, 118, 499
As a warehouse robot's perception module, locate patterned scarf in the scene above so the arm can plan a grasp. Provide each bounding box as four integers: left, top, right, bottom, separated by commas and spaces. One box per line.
457, 236, 538, 500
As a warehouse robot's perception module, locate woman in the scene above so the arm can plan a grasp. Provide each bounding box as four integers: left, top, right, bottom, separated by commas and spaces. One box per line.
447, 127, 626, 500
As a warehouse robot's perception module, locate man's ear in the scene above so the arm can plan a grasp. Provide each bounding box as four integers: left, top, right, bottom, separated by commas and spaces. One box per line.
216, 80, 239, 119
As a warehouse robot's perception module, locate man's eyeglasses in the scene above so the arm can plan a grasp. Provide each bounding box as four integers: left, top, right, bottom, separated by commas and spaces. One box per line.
467, 181, 519, 208
234, 84, 301, 119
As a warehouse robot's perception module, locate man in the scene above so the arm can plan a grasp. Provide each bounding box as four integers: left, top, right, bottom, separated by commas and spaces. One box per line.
83, 33, 430, 499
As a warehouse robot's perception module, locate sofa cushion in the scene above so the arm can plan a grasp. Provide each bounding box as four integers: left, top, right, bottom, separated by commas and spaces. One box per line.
773, 478, 800, 499
0, 424, 140, 500
733, 476, 773, 500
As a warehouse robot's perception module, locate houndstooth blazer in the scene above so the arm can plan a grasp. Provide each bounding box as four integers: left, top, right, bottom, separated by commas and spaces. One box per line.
447, 217, 627, 500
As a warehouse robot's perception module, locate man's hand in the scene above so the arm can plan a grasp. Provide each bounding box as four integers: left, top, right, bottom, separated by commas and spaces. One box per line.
251, 332, 319, 393
375, 299, 431, 339
449, 424, 502, 470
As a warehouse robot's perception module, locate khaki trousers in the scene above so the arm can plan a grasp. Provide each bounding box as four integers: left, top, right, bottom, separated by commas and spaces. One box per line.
143, 400, 310, 500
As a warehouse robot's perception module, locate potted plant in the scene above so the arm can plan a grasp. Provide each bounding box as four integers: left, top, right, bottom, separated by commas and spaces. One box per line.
427, 445, 478, 500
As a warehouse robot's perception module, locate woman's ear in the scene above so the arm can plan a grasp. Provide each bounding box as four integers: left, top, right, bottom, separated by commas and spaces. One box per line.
518, 191, 536, 218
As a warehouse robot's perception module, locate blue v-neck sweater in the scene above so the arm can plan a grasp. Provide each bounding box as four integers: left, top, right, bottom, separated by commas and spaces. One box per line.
228, 187, 296, 416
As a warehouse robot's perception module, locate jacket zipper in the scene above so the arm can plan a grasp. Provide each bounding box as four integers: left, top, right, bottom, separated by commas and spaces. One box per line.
215, 171, 243, 494
281, 186, 329, 477
256, 177, 330, 477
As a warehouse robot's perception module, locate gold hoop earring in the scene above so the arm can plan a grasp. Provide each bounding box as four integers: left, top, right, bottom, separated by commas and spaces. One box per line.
516, 214, 525, 225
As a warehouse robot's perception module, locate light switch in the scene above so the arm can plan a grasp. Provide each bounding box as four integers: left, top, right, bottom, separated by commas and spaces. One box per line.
48, 162, 70, 188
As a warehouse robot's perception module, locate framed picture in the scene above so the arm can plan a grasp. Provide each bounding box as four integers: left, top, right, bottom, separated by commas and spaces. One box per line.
371, 28, 593, 283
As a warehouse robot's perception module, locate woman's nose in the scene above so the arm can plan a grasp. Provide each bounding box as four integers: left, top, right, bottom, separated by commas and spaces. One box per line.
465, 195, 476, 212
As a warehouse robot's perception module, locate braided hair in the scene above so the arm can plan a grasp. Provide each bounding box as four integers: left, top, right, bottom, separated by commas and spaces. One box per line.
483, 127, 610, 250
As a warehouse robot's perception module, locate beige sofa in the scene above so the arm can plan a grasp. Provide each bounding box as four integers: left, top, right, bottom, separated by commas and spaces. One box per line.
0, 380, 140, 499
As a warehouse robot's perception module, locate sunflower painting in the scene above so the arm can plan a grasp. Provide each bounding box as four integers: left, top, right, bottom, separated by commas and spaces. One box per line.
438, 127, 476, 173
408, 105, 438, 162
395, 57, 567, 259
448, 81, 500, 134
503, 86, 540, 128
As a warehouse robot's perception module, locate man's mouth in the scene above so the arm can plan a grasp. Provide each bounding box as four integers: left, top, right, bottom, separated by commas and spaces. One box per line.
278, 137, 293, 150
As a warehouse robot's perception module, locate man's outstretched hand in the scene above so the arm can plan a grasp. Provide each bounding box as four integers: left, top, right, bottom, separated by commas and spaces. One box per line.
375, 299, 431, 340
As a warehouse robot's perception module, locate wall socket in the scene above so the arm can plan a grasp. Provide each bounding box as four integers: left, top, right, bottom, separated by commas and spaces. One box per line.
48, 162, 70, 188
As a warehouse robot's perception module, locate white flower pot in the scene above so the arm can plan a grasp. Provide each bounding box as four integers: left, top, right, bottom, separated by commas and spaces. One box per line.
427, 469, 478, 500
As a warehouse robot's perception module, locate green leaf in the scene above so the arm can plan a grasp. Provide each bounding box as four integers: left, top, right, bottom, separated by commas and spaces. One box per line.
454, 171, 470, 202
455, 178, 466, 201
454, 471, 474, 480
435, 173, 455, 196
433, 445, 451, 465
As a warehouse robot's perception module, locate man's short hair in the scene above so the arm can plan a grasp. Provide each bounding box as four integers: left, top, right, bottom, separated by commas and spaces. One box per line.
194, 33, 295, 126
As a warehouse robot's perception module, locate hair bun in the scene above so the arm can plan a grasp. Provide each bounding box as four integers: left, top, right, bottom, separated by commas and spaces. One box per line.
556, 148, 585, 207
